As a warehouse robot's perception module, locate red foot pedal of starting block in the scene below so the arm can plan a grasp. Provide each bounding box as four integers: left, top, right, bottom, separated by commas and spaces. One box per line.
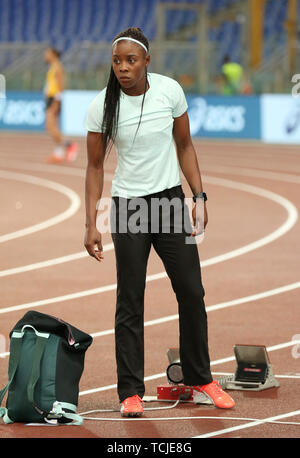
157, 384, 193, 401
157, 384, 214, 405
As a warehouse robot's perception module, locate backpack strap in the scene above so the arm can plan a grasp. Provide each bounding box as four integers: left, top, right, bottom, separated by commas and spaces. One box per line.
0, 331, 24, 423
26, 329, 83, 425
47, 401, 83, 425
27, 332, 49, 415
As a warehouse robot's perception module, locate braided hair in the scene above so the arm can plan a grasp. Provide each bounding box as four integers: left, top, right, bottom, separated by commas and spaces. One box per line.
102, 27, 150, 155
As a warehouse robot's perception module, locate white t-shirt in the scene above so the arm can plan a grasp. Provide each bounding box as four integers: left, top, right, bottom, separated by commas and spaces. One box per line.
85, 72, 188, 198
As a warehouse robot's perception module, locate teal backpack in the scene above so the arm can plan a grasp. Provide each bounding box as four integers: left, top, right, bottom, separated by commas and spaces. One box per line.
0, 311, 93, 425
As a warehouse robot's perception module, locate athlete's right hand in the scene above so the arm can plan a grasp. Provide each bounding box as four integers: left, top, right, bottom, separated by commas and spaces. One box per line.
84, 226, 104, 262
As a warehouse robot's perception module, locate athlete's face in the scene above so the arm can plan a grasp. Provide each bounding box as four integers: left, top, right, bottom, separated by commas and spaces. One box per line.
112, 41, 150, 94
44, 48, 55, 63
44, 49, 51, 63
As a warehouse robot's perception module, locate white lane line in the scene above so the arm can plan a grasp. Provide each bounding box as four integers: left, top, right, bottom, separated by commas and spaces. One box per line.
0, 281, 117, 315
203, 176, 298, 266
90, 280, 300, 338
0, 159, 115, 180
0, 252, 88, 277
0, 246, 299, 315
0, 170, 81, 243
0, 244, 113, 278
78, 414, 300, 426
204, 281, 300, 312
0, 175, 297, 280
2, 158, 300, 186
1, 281, 299, 358
204, 164, 300, 184
1, 138, 299, 153
78, 338, 300, 397
193, 409, 300, 438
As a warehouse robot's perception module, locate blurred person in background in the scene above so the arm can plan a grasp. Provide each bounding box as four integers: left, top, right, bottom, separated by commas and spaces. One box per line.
44, 47, 78, 163
221, 54, 244, 95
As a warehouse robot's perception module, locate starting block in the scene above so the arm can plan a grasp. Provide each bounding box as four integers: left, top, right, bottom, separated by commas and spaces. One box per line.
155, 348, 231, 404
152, 345, 279, 402
224, 344, 280, 391
156, 348, 193, 402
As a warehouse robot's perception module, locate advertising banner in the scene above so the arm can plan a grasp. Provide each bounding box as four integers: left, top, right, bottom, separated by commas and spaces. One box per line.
186, 95, 261, 139
61, 90, 99, 136
0, 91, 45, 131
1, 91, 263, 142
261, 94, 300, 144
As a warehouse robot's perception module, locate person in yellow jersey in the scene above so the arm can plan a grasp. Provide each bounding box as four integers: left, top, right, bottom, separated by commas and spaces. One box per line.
221, 54, 243, 95
44, 47, 78, 163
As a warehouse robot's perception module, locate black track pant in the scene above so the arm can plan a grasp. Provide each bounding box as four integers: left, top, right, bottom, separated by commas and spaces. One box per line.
110, 185, 213, 403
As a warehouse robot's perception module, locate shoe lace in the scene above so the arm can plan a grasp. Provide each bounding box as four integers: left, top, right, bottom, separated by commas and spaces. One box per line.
127, 395, 143, 407
202, 381, 223, 397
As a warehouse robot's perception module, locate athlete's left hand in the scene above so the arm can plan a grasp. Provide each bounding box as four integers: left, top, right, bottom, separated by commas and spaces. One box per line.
191, 199, 208, 237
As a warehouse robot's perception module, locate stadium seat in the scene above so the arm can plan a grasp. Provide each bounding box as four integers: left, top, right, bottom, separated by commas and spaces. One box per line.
0, 0, 290, 76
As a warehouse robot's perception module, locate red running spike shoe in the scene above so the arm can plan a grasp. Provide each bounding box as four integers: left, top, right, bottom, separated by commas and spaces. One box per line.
120, 395, 143, 417
192, 380, 235, 409
65, 142, 79, 162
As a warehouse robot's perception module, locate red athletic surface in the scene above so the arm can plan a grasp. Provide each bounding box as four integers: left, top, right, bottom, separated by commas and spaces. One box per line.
0, 133, 299, 438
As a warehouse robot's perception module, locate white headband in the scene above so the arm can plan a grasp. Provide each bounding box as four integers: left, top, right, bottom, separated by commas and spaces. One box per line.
112, 37, 148, 53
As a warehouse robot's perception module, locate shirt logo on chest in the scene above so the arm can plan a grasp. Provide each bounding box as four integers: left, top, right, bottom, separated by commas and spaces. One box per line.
156, 97, 167, 104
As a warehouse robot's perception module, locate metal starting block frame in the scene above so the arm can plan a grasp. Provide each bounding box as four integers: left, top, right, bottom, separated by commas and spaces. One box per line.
151, 346, 280, 403
151, 348, 233, 404
223, 344, 280, 391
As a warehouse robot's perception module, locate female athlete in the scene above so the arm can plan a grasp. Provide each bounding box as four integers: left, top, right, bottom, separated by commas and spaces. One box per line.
84, 27, 235, 416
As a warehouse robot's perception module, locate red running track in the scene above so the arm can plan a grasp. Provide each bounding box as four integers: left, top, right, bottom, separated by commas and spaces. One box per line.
0, 133, 300, 439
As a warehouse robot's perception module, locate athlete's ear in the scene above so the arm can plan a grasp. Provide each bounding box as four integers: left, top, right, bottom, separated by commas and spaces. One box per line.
145, 53, 150, 68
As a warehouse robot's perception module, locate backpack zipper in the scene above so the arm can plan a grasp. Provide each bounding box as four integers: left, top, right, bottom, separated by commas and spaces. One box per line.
54, 317, 76, 346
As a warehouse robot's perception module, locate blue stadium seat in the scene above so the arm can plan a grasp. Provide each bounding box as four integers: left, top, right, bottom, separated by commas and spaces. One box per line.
0, 0, 210, 46
0, 0, 290, 70
263, 0, 287, 58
